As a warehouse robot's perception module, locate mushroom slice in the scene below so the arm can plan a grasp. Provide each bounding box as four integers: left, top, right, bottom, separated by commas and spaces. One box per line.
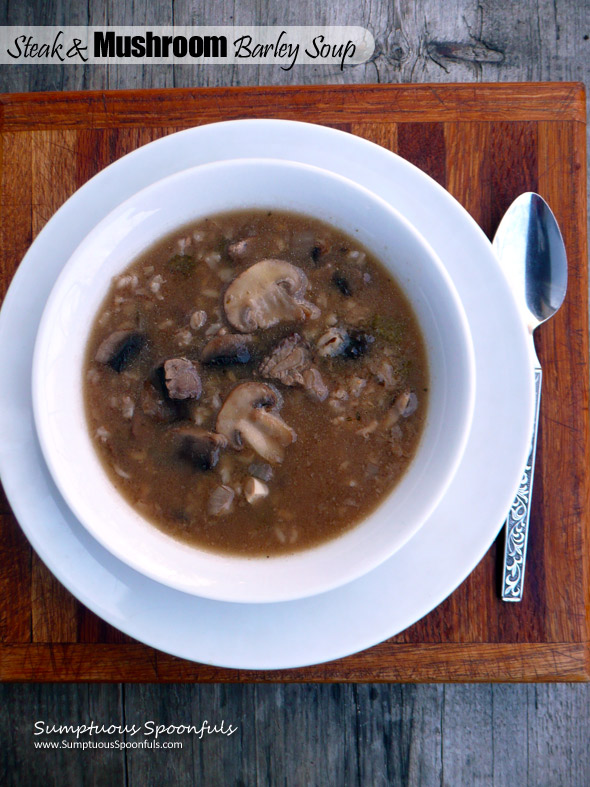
163, 358, 202, 400
259, 334, 329, 402
200, 334, 253, 365
216, 382, 296, 464
251, 409, 296, 445
95, 330, 145, 372
173, 425, 228, 471
223, 259, 320, 333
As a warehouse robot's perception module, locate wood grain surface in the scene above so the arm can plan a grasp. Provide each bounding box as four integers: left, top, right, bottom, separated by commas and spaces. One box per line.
0, 82, 588, 684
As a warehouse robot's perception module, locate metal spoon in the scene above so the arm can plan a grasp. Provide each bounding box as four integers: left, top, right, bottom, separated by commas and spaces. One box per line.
493, 193, 567, 601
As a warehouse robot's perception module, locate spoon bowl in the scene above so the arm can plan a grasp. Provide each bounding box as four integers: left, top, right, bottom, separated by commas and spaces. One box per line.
493, 192, 567, 334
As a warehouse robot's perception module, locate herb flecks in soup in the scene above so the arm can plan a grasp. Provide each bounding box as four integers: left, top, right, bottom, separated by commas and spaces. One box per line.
84, 211, 428, 556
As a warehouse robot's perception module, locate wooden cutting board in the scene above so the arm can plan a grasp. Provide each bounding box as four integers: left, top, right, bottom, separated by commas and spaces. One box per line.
0, 83, 588, 682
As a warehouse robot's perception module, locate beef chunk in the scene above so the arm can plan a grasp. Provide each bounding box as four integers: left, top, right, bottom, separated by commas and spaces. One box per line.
163, 358, 202, 400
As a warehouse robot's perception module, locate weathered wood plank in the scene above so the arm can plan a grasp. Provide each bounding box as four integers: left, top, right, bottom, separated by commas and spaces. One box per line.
528, 684, 590, 787
2, 682, 589, 787
0, 683, 125, 787
356, 684, 443, 785
491, 684, 529, 787
442, 685, 494, 785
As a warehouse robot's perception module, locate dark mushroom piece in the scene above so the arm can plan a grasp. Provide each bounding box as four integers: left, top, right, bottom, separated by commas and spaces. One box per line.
310, 240, 330, 265
342, 330, 375, 359
173, 425, 228, 471
332, 271, 352, 297
248, 461, 273, 482
200, 334, 253, 365
163, 358, 202, 400
95, 330, 145, 373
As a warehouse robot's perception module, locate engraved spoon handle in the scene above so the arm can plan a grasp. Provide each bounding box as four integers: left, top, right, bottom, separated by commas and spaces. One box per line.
501, 366, 542, 601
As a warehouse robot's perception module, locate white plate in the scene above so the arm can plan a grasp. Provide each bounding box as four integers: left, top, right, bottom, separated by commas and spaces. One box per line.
0, 120, 533, 670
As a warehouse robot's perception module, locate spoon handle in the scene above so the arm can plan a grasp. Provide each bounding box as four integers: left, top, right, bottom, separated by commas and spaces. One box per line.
501, 366, 542, 601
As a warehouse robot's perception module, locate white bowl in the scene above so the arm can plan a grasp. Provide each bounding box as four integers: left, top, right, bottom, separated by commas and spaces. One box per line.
32, 158, 475, 603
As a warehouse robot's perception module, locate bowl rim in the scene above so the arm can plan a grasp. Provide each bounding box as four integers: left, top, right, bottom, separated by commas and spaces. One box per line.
32, 156, 476, 603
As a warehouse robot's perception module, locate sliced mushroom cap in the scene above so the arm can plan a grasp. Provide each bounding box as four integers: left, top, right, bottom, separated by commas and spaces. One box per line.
163, 358, 202, 400
216, 382, 296, 464
173, 425, 228, 471
223, 259, 320, 333
95, 330, 145, 372
200, 334, 253, 365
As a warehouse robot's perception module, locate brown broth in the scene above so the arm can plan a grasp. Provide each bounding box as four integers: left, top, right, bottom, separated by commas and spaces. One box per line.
83, 210, 428, 556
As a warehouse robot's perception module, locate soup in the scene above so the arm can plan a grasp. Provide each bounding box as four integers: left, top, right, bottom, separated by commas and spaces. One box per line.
83, 210, 428, 556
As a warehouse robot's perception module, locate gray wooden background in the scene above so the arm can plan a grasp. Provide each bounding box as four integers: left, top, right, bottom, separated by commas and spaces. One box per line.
1, 1, 590, 785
